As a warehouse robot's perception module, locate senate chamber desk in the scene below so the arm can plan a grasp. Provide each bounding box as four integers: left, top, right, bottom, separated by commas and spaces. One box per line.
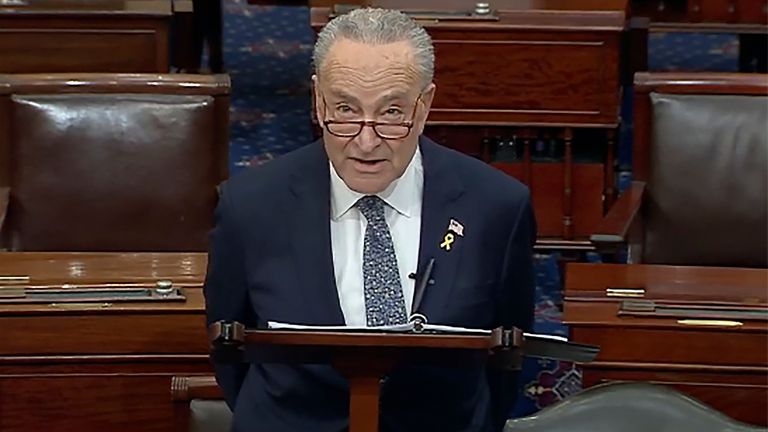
564, 263, 768, 426
0, 0, 174, 73
630, 0, 768, 72
0, 252, 210, 432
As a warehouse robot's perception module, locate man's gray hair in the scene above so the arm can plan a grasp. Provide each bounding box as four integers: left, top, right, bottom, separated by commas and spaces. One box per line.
313, 8, 435, 88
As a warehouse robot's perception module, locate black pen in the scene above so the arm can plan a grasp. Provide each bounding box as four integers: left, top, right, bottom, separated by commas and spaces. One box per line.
411, 257, 435, 319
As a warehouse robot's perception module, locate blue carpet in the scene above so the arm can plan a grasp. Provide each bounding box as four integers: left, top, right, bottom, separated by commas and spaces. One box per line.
649, 32, 738, 72
223, 1, 315, 171
218, 0, 738, 418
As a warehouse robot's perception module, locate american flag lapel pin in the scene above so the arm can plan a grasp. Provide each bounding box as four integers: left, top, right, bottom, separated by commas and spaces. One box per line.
448, 218, 464, 237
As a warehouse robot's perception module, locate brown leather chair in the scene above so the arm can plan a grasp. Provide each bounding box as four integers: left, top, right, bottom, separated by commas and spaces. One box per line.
504, 382, 766, 432
565, 72, 768, 427
591, 72, 768, 268
0, 73, 230, 251
171, 375, 231, 432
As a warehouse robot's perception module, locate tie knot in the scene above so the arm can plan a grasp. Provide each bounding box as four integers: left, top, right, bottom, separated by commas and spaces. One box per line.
356, 195, 386, 222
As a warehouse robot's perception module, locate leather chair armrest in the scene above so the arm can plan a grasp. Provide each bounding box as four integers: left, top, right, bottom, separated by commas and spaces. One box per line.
591, 182, 645, 248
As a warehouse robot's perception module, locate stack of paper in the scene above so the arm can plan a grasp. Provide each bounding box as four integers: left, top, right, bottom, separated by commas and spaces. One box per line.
266, 321, 569, 341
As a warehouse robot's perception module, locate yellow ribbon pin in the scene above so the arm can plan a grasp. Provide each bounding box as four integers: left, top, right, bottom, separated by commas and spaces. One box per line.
440, 233, 455, 251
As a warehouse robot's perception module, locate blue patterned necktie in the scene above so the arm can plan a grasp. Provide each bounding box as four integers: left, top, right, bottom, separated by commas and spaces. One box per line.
356, 195, 408, 326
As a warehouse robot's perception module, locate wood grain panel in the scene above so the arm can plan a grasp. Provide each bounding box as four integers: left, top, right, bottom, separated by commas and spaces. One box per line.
565, 262, 768, 301
0, 91, 8, 189
0, 2, 171, 73
571, 326, 768, 365
0, 27, 165, 73
0, 251, 207, 284
431, 36, 620, 125
0, 371, 210, 432
0, 313, 209, 355
492, 162, 604, 237
737, 0, 768, 24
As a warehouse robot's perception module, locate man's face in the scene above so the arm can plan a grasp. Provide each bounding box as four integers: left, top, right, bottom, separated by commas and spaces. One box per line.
314, 38, 435, 194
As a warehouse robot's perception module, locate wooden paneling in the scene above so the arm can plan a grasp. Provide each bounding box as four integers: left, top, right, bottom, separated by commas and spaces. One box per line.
492, 163, 604, 238
430, 34, 621, 126
632, 0, 768, 25
0, 1, 172, 73
0, 26, 164, 73
1, 312, 208, 355
0, 371, 210, 432
570, 322, 767, 365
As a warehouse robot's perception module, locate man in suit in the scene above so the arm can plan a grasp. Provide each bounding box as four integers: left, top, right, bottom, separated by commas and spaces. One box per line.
190, 0, 224, 73
204, 7, 536, 432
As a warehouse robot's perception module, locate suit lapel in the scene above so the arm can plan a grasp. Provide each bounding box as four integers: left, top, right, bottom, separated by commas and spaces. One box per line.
288, 141, 345, 325
416, 137, 467, 320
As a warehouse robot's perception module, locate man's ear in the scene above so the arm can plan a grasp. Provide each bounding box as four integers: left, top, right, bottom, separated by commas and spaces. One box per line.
311, 75, 323, 127
416, 82, 436, 135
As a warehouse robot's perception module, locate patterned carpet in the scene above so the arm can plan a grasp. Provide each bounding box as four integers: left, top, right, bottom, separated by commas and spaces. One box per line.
217, 0, 738, 419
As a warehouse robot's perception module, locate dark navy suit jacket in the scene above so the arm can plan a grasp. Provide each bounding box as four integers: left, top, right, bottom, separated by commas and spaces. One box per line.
204, 136, 536, 432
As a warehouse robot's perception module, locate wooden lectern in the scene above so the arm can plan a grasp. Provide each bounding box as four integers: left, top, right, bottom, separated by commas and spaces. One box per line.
209, 321, 597, 432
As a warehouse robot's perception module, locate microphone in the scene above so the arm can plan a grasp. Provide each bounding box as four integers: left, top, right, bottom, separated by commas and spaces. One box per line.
409, 258, 435, 331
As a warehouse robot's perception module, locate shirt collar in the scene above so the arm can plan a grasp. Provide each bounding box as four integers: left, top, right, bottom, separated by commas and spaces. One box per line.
330, 148, 423, 220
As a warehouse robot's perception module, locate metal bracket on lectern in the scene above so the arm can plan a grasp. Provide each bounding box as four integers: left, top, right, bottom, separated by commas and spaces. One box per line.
209, 321, 245, 345
209, 321, 246, 362
487, 328, 526, 371
490, 327, 600, 369
501, 328, 524, 348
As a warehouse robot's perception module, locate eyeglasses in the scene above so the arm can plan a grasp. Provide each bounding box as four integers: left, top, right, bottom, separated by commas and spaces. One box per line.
321, 95, 422, 140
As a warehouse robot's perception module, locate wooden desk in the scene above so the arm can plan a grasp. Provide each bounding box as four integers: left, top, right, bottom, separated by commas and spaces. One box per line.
246, 0, 354, 5
630, 0, 767, 72
312, 0, 628, 246
0, 252, 210, 432
564, 263, 768, 426
0, 0, 172, 73
632, 0, 766, 28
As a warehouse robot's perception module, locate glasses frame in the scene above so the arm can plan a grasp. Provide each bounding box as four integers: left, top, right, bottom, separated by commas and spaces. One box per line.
320, 94, 422, 140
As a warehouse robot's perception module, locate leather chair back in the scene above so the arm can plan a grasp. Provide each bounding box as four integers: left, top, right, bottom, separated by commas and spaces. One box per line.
0, 74, 229, 251
633, 73, 768, 267
504, 382, 766, 432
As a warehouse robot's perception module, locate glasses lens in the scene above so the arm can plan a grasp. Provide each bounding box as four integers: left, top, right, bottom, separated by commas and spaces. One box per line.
327, 123, 362, 137
374, 124, 411, 139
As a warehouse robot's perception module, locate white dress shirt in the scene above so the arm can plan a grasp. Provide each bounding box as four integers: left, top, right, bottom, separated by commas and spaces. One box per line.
329, 150, 424, 326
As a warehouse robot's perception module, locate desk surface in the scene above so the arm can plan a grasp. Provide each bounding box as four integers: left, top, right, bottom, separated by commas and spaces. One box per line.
252, 0, 627, 11
370, 0, 627, 12
565, 263, 768, 303
0, 0, 172, 16
0, 252, 207, 284
312, 0, 628, 30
